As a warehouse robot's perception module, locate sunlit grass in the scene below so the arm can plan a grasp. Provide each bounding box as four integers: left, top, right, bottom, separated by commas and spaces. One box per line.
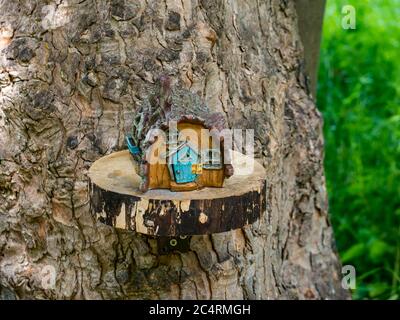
318, 0, 400, 299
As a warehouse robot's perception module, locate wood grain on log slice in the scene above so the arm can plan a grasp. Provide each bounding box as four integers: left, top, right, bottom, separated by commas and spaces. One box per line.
88, 150, 266, 236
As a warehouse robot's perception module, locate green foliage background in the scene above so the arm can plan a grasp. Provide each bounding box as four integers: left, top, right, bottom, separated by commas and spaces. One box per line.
318, 0, 400, 299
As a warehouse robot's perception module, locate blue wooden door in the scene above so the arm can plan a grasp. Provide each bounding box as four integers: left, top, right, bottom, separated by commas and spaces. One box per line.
172, 146, 199, 183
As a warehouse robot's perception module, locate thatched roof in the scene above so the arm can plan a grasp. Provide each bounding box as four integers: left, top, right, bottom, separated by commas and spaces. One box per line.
131, 76, 227, 157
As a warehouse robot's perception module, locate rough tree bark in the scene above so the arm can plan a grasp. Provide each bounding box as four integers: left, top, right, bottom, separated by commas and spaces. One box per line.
0, 0, 349, 299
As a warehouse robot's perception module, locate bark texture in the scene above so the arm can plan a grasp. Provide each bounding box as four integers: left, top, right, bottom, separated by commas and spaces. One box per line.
0, 0, 349, 299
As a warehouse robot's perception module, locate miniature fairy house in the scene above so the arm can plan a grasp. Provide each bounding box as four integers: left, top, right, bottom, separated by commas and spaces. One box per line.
126, 76, 233, 192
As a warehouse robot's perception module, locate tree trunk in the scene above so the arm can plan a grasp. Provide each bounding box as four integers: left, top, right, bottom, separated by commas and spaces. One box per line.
0, 0, 349, 300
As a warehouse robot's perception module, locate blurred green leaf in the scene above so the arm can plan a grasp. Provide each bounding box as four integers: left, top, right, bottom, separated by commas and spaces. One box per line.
341, 243, 365, 263
368, 239, 391, 262
368, 283, 389, 298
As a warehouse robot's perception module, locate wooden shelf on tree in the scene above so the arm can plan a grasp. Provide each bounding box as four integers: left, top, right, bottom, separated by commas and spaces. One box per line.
88, 150, 266, 236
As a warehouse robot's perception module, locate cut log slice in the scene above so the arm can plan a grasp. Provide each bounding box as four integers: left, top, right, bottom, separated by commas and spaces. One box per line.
88, 150, 267, 236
